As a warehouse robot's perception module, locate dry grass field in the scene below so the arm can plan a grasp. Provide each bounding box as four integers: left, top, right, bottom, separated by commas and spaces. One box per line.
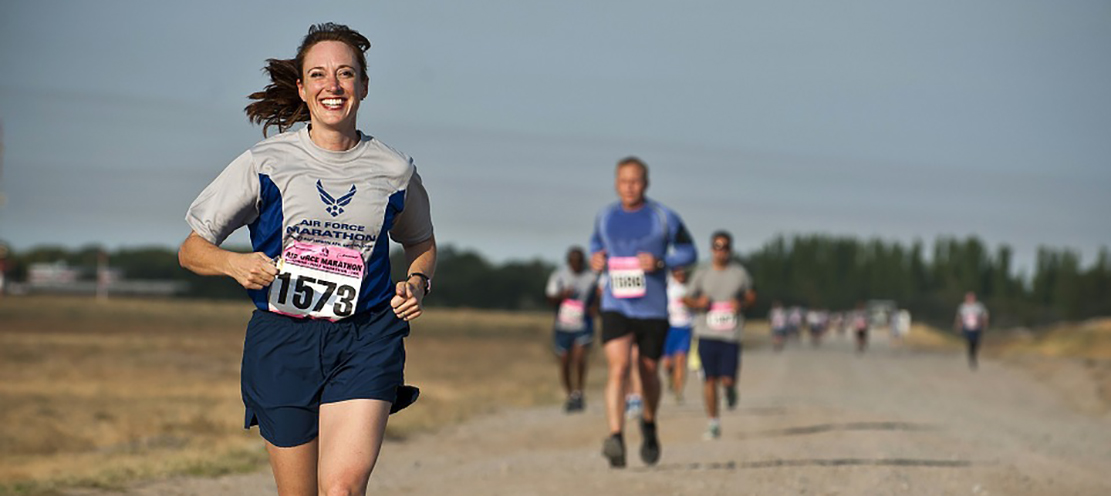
0, 296, 587, 495
2, 296, 1106, 495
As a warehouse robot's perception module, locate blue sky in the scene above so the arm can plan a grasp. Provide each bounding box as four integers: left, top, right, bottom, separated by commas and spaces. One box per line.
0, 1, 1108, 270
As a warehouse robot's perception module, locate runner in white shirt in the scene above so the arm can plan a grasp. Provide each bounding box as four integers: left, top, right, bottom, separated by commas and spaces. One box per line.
769, 301, 788, 352
954, 292, 989, 370
545, 247, 600, 412
661, 267, 694, 404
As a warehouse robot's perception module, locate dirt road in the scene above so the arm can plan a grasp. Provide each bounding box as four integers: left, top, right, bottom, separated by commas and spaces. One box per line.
71, 333, 1111, 496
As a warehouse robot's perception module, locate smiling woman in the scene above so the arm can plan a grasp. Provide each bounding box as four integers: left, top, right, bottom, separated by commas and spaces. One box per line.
177, 22, 438, 496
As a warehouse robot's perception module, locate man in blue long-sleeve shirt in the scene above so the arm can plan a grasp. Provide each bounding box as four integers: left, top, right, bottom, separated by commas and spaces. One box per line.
590, 156, 697, 468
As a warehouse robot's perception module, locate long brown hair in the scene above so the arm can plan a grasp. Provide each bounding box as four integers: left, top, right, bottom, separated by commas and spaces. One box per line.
244, 23, 371, 136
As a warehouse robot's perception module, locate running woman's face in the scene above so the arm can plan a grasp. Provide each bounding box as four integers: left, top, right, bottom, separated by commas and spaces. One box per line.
615, 164, 647, 209
297, 41, 368, 133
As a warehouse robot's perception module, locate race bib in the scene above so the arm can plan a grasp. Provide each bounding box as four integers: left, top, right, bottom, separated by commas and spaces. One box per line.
963, 312, 980, 329
608, 257, 646, 299
268, 241, 364, 321
557, 299, 586, 330
706, 302, 737, 332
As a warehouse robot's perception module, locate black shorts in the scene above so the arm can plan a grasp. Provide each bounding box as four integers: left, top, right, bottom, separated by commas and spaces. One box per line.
601, 311, 669, 360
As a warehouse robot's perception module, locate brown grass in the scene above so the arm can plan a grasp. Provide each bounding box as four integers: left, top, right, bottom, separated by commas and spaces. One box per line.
899, 317, 1111, 415
0, 296, 579, 495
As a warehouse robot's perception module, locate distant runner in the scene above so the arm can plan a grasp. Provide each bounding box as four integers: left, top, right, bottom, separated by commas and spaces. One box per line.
590, 156, 697, 468
851, 302, 869, 353
662, 267, 693, 404
545, 246, 599, 413
787, 306, 804, 343
954, 292, 989, 370
892, 308, 911, 345
769, 301, 788, 352
683, 231, 754, 440
806, 308, 827, 347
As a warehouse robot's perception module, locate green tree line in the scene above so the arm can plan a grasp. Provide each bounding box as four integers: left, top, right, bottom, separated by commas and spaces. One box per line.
3, 235, 1109, 326
740, 234, 1111, 327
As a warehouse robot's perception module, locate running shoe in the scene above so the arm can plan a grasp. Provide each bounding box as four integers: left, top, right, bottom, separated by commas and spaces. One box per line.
624, 394, 643, 419
602, 435, 626, 468
564, 391, 584, 413
703, 420, 721, 440
639, 418, 661, 465
725, 386, 738, 410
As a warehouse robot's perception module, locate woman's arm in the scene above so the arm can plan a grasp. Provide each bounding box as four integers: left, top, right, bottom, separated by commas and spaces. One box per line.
178, 231, 277, 290
390, 234, 437, 321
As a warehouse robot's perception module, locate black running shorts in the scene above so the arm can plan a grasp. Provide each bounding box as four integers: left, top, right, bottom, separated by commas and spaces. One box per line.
601, 311, 669, 360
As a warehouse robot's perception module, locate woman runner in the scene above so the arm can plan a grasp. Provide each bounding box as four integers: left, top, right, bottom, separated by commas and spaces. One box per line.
179, 23, 436, 496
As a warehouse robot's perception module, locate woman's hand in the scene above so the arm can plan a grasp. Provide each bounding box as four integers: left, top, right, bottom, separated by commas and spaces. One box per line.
391, 278, 425, 321
227, 252, 278, 290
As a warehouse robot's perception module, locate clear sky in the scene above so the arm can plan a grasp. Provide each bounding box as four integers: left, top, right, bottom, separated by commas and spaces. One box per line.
1, 0, 1108, 270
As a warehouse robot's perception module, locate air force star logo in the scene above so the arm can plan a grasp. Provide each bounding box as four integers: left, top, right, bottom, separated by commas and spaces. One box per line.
316, 180, 357, 217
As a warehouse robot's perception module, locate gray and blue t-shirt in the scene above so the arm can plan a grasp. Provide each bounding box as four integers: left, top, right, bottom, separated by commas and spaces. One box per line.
186, 127, 433, 315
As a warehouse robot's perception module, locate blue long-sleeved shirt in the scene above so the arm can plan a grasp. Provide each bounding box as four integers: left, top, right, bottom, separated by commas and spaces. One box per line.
589, 199, 697, 319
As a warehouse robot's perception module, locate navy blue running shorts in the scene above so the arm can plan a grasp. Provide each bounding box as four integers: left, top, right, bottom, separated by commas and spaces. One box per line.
241, 306, 410, 448
553, 320, 594, 355
698, 338, 741, 380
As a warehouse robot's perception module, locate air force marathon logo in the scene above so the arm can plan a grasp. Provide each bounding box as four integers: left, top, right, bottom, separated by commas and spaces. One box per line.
317, 180, 357, 217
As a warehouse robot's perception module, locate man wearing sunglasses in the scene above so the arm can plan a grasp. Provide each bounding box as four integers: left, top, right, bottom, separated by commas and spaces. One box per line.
683, 231, 755, 440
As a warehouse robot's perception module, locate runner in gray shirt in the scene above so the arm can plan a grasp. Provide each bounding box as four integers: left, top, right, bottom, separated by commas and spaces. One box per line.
683, 231, 755, 440
178, 23, 435, 496
545, 247, 600, 412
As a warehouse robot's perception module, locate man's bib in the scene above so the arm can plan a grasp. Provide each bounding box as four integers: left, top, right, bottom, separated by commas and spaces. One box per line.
608, 257, 646, 299
557, 299, 587, 331
706, 301, 738, 332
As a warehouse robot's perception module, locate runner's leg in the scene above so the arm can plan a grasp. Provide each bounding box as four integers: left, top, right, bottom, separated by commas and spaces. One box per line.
604, 334, 634, 434
317, 399, 391, 496
673, 351, 687, 397
266, 440, 318, 496
703, 378, 719, 419
570, 342, 588, 393
627, 344, 643, 406
638, 355, 661, 423
559, 350, 573, 397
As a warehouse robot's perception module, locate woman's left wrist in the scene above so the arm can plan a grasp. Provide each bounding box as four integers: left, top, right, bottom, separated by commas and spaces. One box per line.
407, 272, 431, 296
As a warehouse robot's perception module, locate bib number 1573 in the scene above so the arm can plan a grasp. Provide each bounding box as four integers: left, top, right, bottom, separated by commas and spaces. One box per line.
268, 242, 364, 321
272, 272, 357, 318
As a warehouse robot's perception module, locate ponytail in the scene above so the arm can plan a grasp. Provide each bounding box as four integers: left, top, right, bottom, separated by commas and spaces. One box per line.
244, 58, 307, 136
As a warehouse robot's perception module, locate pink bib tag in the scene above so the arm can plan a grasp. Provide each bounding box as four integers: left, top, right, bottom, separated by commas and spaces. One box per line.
706, 302, 737, 332
608, 257, 646, 299
557, 299, 586, 330
268, 241, 364, 321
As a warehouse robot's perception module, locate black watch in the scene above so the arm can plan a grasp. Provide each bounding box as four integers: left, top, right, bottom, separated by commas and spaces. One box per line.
407, 272, 431, 296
